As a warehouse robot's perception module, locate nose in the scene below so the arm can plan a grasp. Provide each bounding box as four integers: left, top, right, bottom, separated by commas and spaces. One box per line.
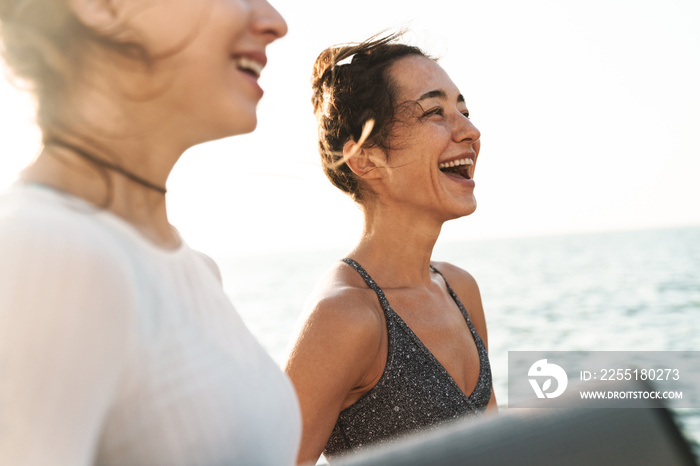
252, 0, 288, 42
453, 114, 481, 144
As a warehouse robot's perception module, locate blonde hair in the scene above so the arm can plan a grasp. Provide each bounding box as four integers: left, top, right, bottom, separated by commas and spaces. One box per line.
0, 0, 148, 132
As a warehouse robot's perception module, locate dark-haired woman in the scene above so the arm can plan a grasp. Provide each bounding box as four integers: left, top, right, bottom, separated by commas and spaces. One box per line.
0, 0, 300, 464
285, 35, 497, 464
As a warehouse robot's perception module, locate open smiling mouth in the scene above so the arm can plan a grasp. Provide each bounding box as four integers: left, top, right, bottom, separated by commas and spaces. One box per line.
438, 158, 473, 180
233, 56, 263, 78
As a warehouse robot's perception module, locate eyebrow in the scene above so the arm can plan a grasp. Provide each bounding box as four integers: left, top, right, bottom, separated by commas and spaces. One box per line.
417, 90, 466, 104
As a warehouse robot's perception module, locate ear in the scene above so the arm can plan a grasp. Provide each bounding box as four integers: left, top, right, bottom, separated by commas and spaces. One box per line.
343, 139, 386, 180
67, 0, 120, 33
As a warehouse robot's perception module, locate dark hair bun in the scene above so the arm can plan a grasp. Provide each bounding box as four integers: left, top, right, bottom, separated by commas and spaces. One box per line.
311, 32, 429, 202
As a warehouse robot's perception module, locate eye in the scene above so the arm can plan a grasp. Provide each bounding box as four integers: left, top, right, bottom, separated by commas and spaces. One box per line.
461, 110, 470, 119
423, 106, 444, 117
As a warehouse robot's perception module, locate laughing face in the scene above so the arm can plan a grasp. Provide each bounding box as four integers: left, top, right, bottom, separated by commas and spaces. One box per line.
376, 55, 481, 222
118, 0, 287, 143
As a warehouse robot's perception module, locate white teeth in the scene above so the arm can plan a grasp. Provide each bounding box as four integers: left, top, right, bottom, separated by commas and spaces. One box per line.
438, 158, 474, 169
234, 57, 263, 77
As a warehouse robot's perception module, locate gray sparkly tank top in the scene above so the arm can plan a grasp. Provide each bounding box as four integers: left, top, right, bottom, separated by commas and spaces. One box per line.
324, 258, 492, 459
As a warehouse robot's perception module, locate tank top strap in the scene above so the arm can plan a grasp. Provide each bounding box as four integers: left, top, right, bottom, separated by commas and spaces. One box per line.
429, 264, 478, 331
428, 264, 450, 287
341, 258, 393, 316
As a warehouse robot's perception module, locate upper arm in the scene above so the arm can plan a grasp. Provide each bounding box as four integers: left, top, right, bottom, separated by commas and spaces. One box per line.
284, 292, 384, 465
0, 219, 132, 465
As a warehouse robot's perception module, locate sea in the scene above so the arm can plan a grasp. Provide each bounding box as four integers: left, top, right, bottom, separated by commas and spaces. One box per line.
214, 226, 700, 461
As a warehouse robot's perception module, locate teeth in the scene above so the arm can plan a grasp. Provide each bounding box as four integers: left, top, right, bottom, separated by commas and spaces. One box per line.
234, 57, 263, 77
438, 158, 474, 169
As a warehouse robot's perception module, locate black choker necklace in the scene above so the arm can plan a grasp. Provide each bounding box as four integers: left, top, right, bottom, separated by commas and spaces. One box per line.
44, 138, 167, 195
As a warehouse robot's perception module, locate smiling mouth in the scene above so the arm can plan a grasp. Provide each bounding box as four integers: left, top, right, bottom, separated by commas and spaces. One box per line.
233, 56, 263, 78
438, 157, 473, 179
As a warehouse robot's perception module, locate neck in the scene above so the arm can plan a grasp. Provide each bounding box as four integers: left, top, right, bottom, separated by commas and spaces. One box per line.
22, 136, 180, 249
349, 201, 444, 288
45, 138, 168, 194
22, 58, 200, 249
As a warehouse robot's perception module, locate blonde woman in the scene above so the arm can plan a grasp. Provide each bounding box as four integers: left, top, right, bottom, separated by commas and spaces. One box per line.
0, 0, 300, 464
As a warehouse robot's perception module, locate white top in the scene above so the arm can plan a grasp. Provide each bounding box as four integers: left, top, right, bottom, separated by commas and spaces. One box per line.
0, 184, 301, 465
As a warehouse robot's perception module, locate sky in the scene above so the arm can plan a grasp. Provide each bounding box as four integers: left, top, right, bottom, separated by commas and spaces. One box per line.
1, 0, 699, 257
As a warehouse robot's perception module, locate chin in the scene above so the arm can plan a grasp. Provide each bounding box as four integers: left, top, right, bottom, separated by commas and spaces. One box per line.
195, 117, 258, 145
223, 114, 258, 137
230, 107, 259, 135
237, 118, 258, 135
220, 100, 259, 136
453, 200, 477, 219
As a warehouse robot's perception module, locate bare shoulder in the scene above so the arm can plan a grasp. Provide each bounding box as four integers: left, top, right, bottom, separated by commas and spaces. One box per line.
431, 261, 480, 291
301, 261, 385, 338
286, 261, 386, 381
431, 260, 490, 348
